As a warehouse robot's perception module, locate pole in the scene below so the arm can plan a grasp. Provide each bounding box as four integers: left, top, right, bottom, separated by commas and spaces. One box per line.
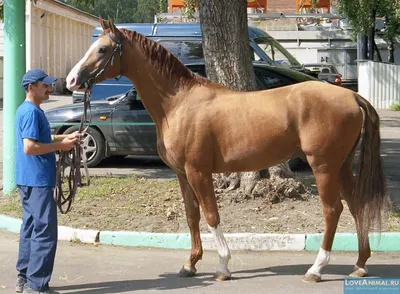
3, 0, 26, 195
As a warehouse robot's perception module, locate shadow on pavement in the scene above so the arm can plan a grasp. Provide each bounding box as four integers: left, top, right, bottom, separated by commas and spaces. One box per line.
54, 263, 400, 293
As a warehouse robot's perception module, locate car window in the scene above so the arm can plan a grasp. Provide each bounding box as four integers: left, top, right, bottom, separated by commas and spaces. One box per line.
255, 69, 290, 90
159, 41, 204, 63
181, 41, 204, 63
159, 42, 182, 59
188, 66, 207, 77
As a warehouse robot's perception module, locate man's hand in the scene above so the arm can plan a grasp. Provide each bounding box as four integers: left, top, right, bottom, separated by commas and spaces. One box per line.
66, 131, 82, 140
59, 137, 79, 151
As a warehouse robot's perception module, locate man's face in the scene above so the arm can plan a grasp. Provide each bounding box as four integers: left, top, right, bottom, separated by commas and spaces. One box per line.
29, 81, 53, 101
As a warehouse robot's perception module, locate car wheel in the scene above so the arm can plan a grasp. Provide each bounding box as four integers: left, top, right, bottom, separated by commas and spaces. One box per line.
63, 126, 105, 168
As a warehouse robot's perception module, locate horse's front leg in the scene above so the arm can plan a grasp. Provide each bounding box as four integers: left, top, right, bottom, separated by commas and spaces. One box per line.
176, 173, 203, 277
186, 169, 232, 281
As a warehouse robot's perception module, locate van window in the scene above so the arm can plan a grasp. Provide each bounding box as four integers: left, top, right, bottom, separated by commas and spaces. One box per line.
159, 41, 204, 63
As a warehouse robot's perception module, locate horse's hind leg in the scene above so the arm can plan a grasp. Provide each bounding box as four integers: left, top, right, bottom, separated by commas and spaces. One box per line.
176, 173, 203, 277
186, 168, 231, 281
303, 158, 343, 283
339, 158, 370, 277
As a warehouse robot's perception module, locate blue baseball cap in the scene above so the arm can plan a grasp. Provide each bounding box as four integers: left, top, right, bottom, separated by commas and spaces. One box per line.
21, 69, 57, 90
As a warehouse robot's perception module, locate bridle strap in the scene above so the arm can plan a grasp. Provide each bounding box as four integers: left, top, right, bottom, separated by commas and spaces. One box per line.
88, 33, 123, 86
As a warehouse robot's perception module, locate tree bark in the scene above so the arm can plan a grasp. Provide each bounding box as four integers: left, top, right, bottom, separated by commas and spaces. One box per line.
368, 8, 376, 61
198, 0, 292, 195
198, 0, 258, 91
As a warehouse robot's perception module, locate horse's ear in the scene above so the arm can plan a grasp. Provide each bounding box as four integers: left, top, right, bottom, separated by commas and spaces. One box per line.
107, 17, 114, 31
107, 17, 121, 38
99, 16, 108, 30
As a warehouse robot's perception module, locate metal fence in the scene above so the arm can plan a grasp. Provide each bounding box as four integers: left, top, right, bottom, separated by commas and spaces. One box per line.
358, 60, 400, 109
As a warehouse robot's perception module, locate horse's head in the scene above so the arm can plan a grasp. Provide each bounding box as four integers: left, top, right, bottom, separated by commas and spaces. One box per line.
66, 17, 124, 91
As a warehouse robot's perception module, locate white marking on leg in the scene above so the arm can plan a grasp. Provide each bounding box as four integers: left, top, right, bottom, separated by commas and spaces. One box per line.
306, 247, 330, 277
208, 224, 231, 277
66, 39, 100, 90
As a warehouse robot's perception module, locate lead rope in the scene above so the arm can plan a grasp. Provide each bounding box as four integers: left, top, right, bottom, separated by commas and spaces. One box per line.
54, 85, 92, 214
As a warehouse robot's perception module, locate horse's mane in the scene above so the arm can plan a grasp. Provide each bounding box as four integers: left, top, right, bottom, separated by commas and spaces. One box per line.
119, 28, 210, 88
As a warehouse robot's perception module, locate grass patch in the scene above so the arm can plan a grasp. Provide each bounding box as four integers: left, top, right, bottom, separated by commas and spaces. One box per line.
389, 103, 400, 111
1, 175, 400, 234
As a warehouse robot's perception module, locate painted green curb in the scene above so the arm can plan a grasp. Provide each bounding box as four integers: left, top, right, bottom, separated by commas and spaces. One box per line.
306, 233, 400, 252
100, 231, 191, 249
0, 214, 22, 233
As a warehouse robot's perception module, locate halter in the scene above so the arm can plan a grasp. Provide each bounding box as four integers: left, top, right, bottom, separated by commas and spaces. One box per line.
86, 33, 123, 87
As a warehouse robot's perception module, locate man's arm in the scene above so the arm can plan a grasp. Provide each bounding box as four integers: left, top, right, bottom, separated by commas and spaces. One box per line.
23, 137, 78, 155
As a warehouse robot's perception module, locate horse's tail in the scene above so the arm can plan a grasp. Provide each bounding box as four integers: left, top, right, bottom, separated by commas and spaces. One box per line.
353, 93, 389, 248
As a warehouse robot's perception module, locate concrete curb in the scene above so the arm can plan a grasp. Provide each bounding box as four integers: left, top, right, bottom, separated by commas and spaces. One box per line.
99, 231, 306, 251
0, 214, 99, 244
1, 214, 400, 251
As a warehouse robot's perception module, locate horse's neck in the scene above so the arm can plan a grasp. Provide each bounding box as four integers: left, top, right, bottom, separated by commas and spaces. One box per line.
123, 42, 189, 127
124, 62, 177, 127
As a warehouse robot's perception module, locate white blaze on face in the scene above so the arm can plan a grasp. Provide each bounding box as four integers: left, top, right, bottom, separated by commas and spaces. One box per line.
66, 39, 101, 91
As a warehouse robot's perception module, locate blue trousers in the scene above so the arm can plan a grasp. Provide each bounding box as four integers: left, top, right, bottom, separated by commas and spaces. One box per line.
16, 186, 58, 291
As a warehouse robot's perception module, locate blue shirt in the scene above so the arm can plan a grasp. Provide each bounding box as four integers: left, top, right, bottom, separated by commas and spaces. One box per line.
15, 101, 56, 187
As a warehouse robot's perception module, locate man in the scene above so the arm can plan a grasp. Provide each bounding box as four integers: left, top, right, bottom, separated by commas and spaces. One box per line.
15, 69, 80, 294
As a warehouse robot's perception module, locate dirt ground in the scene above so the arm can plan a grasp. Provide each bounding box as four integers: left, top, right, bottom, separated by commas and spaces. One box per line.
1, 175, 399, 234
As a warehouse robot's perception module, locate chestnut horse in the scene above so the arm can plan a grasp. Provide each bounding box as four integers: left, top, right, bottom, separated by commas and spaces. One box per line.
66, 18, 388, 283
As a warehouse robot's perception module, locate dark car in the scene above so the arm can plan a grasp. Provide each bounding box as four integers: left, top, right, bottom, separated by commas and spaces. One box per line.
46, 62, 319, 169
303, 63, 342, 86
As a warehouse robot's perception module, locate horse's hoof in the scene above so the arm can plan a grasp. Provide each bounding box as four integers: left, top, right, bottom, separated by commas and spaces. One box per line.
178, 265, 196, 277
349, 267, 368, 278
214, 271, 232, 281
302, 272, 321, 283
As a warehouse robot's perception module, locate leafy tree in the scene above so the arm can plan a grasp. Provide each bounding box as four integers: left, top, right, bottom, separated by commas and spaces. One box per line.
133, 0, 159, 23
313, 0, 400, 62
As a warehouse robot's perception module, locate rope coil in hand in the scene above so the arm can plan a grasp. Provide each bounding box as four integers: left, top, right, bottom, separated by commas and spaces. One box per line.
54, 86, 92, 214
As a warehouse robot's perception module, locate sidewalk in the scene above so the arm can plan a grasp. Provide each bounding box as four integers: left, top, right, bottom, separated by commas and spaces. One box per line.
1, 230, 400, 294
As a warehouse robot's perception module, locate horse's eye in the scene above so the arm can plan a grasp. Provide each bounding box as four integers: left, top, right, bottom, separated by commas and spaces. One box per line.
98, 47, 107, 54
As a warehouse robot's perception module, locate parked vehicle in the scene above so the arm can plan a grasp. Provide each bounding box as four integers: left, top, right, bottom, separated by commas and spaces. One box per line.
49, 62, 320, 169
303, 63, 342, 86
72, 22, 318, 103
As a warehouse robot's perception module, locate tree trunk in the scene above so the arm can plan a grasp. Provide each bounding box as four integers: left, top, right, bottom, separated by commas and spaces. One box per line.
368, 8, 376, 61
388, 40, 395, 63
357, 33, 368, 60
198, 0, 292, 195
198, 0, 257, 91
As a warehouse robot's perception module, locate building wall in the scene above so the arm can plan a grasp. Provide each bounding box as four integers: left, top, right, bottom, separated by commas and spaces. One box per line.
267, 0, 297, 14
0, 0, 98, 94
29, 0, 98, 93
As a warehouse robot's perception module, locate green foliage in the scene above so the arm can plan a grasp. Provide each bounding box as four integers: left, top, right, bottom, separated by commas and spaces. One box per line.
159, 0, 168, 13
311, 0, 400, 44
133, 0, 159, 23
182, 0, 196, 21
336, 0, 377, 37
389, 103, 400, 111
53, 0, 164, 23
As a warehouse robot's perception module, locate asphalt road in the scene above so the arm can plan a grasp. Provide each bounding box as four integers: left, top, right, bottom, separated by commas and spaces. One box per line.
1, 230, 400, 294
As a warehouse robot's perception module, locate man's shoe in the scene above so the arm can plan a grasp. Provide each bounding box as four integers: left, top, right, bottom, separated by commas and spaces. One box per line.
22, 286, 59, 294
15, 277, 26, 293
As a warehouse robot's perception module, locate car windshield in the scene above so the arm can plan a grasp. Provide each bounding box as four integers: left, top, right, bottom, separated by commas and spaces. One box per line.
109, 90, 132, 105
253, 37, 301, 68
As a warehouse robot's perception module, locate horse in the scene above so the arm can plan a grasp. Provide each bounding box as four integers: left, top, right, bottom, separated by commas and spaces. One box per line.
66, 18, 388, 283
